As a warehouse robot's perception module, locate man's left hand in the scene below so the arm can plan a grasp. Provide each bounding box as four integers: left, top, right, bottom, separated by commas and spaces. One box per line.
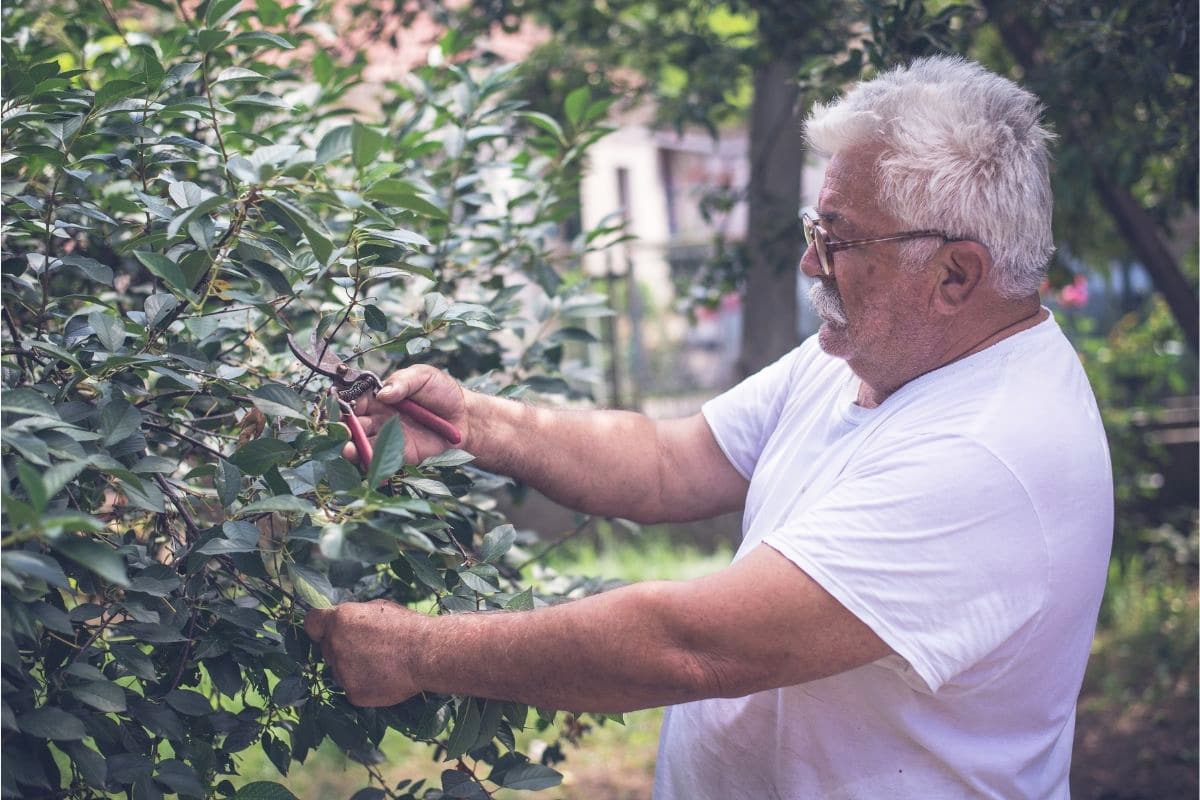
305, 600, 422, 707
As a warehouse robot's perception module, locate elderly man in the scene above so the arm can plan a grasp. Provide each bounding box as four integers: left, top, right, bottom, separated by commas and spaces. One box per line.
305, 56, 1112, 798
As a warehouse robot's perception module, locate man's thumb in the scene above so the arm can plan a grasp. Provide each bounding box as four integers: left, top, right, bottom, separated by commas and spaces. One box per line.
305, 608, 332, 642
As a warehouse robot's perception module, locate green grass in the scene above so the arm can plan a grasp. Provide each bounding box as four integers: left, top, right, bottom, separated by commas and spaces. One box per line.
236, 527, 733, 797
1083, 553, 1198, 710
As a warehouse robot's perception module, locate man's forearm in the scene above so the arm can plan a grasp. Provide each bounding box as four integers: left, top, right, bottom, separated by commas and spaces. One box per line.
462, 392, 676, 522
404, 581, 714, 713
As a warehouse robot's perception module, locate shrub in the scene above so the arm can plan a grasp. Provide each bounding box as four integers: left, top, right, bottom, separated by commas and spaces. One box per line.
0, 1, 620, 797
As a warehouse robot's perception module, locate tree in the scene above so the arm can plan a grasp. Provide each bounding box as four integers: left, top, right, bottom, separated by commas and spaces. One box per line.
0, 1, 623, 796
458, 0, 1198, 375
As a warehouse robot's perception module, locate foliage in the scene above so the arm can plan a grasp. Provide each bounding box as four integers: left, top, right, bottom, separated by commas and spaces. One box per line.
0, 0, 622, 797
1067, 299, 1198, 565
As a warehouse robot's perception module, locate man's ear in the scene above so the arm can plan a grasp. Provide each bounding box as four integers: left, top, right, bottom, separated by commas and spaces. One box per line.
932, 241, 991, 314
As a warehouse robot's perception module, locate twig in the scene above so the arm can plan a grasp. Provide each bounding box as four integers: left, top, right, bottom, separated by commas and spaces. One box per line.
516, 516, 596, 571
144, 420, 225, 460
163, 609, 200, 696
154, 474, 200, 539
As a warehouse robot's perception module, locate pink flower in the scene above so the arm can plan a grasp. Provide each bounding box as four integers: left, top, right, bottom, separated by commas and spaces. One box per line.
1058, 275, 1089, 309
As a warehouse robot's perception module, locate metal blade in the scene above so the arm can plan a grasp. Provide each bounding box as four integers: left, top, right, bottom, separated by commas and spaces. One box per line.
286, 332, 343, 377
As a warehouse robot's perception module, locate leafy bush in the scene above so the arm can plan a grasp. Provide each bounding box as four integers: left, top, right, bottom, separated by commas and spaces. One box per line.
0, 1, 621, 797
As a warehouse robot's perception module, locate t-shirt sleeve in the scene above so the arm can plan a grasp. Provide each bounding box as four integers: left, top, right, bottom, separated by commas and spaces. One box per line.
763, 434, 1048, 693
701, 347, 804, 480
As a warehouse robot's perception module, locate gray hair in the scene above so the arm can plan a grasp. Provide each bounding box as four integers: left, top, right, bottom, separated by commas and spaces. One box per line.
805, 56, 1055, 298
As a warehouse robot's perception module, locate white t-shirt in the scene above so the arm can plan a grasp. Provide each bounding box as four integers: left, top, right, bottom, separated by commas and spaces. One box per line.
654, 314, 1113, 799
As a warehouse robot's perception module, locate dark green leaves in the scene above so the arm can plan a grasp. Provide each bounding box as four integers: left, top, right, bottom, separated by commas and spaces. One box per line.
99, 399, 141, 445
233, 782, 299, 800
230, 437, 294, 475
250, 384, 307, 420
261, 196, 333, 265
350, 121, 387, 169
496, 763, 563, 791
2, 7, 621, 793
134, 251, 193, 298
51, 536, 129, 587
17, 706, 86, 740
68, 680, 127, 713
364, 417, 405, 488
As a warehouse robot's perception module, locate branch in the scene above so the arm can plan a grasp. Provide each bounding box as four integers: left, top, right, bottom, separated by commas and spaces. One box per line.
982, 0, 1199, 352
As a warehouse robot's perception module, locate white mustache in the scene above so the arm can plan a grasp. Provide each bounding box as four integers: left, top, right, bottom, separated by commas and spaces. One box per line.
808, 280, 848, 326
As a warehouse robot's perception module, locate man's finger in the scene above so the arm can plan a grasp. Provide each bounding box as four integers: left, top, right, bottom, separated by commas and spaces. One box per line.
305, 608, 332, 642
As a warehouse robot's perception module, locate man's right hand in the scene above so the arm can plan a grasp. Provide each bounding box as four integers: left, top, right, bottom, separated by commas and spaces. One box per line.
343, 364, 472, 464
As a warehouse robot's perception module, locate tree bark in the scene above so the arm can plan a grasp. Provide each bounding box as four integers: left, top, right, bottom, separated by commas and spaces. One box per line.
739, 57, 804, 379
983, 0, 1199, 351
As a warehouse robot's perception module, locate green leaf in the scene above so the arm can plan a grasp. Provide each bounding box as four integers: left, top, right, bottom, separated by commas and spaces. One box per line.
288, 564, 334, 609
215, 458, 243, 506
363, 228, 431, 248
196, 520, 259, 555
403, 551, 447, 591
228, 30, 295, 50
145, 293, 179, 328
61, 741, 107, 789
232, 781, 299, 800
419, 449, 474, 468
52, 536, 130, 587
237, 495, 316, 515
351, 121, 387, 169
315, 124, 352, 164
262, 197, 332, 265
504, 587, 534, 611
458, 568, 499, 595
60, 255, 114, 286
229, 437, 294, 475
445, 700, 482, 759
499, 763, 562, 791
95, 79, 143, 107
205, 0, 242, 26
363, 180, 446, 219
214, 67, 264, 83
564, 86, 590, 127
365, 417, 405, 488
250, 384, 307, 420
160, 61, 201, 92
17, 462, 47, 512
88, 311, 126, 351
2, 552, 70, 588
517, 111, 564, 143
165, 689, 211, 716
198, 27, 230, 51
69, 680, 127, 713
155, 760, 206, 797
480, 524, 515, 562
134, 251, 193, 297
99, 399, 142, 446
18, 706, 87, 740
363, 304, 388, 332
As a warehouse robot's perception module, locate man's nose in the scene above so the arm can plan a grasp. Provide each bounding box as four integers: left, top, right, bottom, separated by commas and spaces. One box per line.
799, 242, 824, 278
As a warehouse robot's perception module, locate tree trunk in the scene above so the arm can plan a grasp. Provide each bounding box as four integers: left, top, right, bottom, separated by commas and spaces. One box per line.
983, 0, 1199, 352
738, 57, 804, 379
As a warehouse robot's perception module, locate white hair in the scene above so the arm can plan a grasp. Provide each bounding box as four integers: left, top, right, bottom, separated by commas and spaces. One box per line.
805, 56, 1055, 298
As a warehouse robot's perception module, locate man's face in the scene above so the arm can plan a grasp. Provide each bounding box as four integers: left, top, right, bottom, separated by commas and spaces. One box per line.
801, 149, 940, 377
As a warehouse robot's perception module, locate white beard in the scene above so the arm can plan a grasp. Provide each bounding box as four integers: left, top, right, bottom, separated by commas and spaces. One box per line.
808, 280, 848, 326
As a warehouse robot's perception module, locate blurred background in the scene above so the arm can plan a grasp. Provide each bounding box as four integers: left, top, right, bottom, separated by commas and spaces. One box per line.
239, 0, 1197, 797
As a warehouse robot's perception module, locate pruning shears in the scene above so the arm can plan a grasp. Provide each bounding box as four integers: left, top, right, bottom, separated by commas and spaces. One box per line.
287, 331, 462, 470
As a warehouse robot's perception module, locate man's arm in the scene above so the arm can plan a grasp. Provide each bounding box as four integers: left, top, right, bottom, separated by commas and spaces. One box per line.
305, 544, 892, 711
346, 365, 748, 524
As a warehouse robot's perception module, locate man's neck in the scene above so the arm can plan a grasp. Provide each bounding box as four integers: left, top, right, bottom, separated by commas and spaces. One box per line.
855, 297, 1046, 408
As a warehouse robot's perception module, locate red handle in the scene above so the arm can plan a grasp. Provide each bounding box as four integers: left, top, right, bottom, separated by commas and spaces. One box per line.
396, 398, 462, 445
342, 404, 374, 471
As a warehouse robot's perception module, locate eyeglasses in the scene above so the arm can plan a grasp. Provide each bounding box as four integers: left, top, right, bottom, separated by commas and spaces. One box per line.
801, 210, 947, 276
